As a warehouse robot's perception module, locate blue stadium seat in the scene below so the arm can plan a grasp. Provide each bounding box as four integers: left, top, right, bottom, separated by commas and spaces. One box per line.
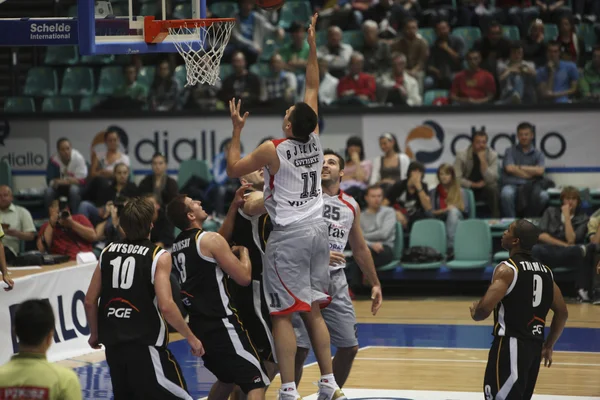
4, 97, 35, 113
342, 30, 364, 49
44, 46, 79, 65
402, 220, 447, 270
177, 159, 212, 189
79, 96, 106, 111
173, 4, 192, 19
137, 66, 156, 88
97, 66, 126, 95
376, 222, 404, 272
41, 97, 75, 112
452, 27, 481, 51
24, 67, 58, 96
423, 90, 449, 106
174, 65, 188, 89
446, 220, 491, 270
278, 1, 311, 29
502, 25, 520, 41
543, 24, 558, 42
418, 28, 436, 46
210, 2, 239, 17
577, 23, 597, 52
61, 67, 95, 96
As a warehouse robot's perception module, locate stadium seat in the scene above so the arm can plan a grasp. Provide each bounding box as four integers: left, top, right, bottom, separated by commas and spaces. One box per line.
423, 89, 449, 106
316, 30, 327, 48
23, 67, 58, 96
210, 2, 239, 17
97, 66, 126, 95
137, 66, 156, 88
44, 46, 79, 65
174, 65, 188, 89
80, 54, 115, 65
446, 220, 492, 270
418, 28, 436, 46
402, 219, 447, 270
452, 27, 481, 51
577, 23, 597, 52
67, 5, 78, 17
376, 223, 404, 271
173, 4, 192, 19
278, 1, 312, 29
260, 35, 289, 62
343, 30, 364, 49
493, 251, 509, 263
140, 2, 159, 16
203, 219, 220, 232
543, 24, 558, 42
0, 160, 12, 188
79, 95, 106, 111
41, 97, 75, 112
250, 63, 271, 78
177, 159, 212, 189
220, 63, 233, 80
463, 188, 476, 219
502, 25, 520, 41
4, 97, 35, 113
61, 67, 95, 96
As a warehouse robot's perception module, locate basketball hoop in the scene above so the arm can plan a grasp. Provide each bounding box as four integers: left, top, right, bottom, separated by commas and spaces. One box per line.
144, 16, 235, 86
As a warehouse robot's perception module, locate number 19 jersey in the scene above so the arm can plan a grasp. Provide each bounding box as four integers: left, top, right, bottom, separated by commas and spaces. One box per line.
264, 133, 324, 227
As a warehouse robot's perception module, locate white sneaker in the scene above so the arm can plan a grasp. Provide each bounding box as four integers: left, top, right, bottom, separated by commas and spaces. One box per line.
278, 389, 301, 400
317, 381, 347, 400
578, 289, 590, 302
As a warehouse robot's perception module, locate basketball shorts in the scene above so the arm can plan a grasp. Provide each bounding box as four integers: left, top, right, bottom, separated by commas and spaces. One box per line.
105, 344, 191, 400
189, 315, 270, 394
483, 336, 543, 400
230, 279, 276, 363
263, 220, 330, 315
292, 269, 358, 349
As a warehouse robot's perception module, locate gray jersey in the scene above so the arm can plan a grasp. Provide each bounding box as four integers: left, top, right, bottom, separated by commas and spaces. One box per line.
323, 190, 358, 271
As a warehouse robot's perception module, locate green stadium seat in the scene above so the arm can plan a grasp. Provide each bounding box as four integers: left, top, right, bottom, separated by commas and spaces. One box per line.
343, 30, 363, 49
61, 67, 95, 96
316, 30, 327, 48
174, 65, 188, 89
220, 63, 233, 80
463, 188, 476, 219
4, 97, 35, 113
278, 1, 312, 29
250, 63, 271, 78
97, 66, 126, 95
418, 28, 436, 46
543, 24, 558, 42
423, 89, 448, 106
44, 46, 79, 65
376, 223, 404, 272
446, 220, 492, 270
140, 2, 159, 16
173, 4, 192, 19
137, 66, 156, 88
24, 67, 58, 96
79, 95, 106, 111
41, 97, 75, 112
0, 160, 12, 188
493, 251, 509, 263
577, 23, 597, 52
210, 2, 239, 17
502, 25, 520, 41
80, 54, 115, 64
177, 159, 212, 189
112, 4, 127, 16
67, 5, 78, 17
260, 35, 287, 62
402, 219, 447, 270
203, 219, 220, 232
452, 27, 481, 51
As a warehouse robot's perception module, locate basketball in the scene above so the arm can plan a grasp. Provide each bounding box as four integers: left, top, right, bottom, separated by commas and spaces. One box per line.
255, 0, 284, 11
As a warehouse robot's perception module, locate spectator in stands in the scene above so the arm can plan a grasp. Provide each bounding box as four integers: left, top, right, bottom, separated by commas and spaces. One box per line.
395, 0, 422, 26
474, 21, 511, 74
497, 41, 538, 104
391, 18, 428, 90
360, 20, 392, 78
532, 187, 595, 302
0, 225, 12, 290
588, 208, 600, 304
146, 194, 175, 248
317, 57, 339, 105
117, 64, 148, 103
537, 41, 579, 103
422, 0, 454, 28
523, 19, 547, 67
580, 46, 600, 101
450, 49, 497, 105
360, 185, 397, 268
148, 59, 181, 111
37, 199, 96, 261
378, 53, 422, 105
182, 81, 222, 111
555, 16, 584, 66
229, 0, 284, 65
430, 164, 468, 250
588, 208, 600, 245
369, 133, 411, 188
336, 52, 377, 104
95, 196, 127, 243
219, 51, 262, 108
454, 130, 500, 218
496, 0, 540, 36
572, 0, 600, 23
384, 161, 432, 229
534, 0, 572, 23
425, 20, 465, 91
0, 185, 36, 264
341, 136, 372, 202
206, 139, 242, 216
262, 53, 298, 107
44, 138, 87, 214
500, 121, 549, 218
78, 162, 138, 226
362, 0, 403, 38
0, 299, 81, 395
281, 21, 310, 76
318, 26, 354, 79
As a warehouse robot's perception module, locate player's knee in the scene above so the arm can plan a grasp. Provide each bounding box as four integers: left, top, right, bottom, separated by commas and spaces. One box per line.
338, 345, 359, 359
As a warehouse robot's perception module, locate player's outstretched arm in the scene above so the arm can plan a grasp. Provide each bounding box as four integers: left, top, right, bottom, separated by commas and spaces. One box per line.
304, 13, 320, 135
348, 208, 382, 315
84, 264, 102, 349
203, 232, 252, 286
470, 264, 513, 321
154, 252, 205, 356
542, 282, 568, 367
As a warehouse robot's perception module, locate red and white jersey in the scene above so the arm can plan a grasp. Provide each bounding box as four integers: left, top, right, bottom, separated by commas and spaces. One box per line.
324, 190, 357, 271
263, 133, 324, 227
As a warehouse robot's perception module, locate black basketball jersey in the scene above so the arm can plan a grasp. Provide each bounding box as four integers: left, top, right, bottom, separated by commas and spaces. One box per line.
493, 252, 555, 342
230, 210, 272, 281
171, 228, 234, 319
98, 240, 168, 348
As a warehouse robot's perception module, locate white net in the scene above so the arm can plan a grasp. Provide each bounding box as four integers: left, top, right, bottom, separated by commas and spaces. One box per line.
168, 19, 235, 86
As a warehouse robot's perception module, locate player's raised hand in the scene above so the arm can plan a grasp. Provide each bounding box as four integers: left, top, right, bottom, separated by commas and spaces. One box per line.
229, 98, 249, 132
307, 13, 318, 46
541, 345, 553, 367
371, 285, 382, 316
233, 183, 253, 208
188, 336, 205, 357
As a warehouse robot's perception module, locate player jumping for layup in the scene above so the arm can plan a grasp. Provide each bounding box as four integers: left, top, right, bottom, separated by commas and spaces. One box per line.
470, 219, 568, 400
226, 14, 345, 400
293, 150, 383, 388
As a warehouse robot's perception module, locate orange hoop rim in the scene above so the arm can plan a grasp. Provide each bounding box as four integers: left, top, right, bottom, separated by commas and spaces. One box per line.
144, 16, 235, 43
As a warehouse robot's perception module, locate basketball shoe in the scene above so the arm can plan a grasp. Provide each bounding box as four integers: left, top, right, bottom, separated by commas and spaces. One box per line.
317, 379, 347, 400
278, 388, 301, 400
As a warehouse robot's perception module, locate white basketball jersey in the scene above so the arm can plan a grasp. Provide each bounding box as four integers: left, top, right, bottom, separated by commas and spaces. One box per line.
324, 190, 357, 271
263, 133, 324, 227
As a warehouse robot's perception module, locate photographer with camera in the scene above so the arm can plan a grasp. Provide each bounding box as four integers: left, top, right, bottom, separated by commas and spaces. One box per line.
95, 196, 128, 243
37, 197, 97, 261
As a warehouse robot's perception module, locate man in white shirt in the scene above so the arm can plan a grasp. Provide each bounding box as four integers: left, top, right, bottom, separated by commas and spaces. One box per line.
0, 185, 36, 263
318, 26, 353, 79
378, 53, 422, 106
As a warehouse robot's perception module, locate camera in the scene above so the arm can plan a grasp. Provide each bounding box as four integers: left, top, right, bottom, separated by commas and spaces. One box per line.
114, 195, 127, 218
58, 196, 70, 219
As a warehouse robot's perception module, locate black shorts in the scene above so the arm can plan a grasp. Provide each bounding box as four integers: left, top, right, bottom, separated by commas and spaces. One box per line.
190, 315, 270, 394
230, 279, 275, 363
484, 336, 543, 400
105, 344, 191, 400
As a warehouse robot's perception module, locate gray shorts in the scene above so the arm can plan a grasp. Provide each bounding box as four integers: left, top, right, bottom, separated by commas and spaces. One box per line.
263, 220, 330, 315
292, 269, 358, 349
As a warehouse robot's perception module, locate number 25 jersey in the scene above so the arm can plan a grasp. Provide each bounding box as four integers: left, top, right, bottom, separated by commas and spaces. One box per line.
323, 191, 358, 272
263, 133, 324, 227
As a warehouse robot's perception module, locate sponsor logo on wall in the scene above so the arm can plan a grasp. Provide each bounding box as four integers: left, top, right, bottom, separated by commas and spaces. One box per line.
0, 120, 47, 171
